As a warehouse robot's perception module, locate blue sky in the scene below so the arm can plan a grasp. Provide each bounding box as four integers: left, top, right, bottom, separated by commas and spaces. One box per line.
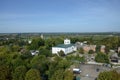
0, 0, 120, 33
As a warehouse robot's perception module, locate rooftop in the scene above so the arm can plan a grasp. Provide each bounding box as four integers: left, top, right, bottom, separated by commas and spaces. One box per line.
54, 44, 75, 48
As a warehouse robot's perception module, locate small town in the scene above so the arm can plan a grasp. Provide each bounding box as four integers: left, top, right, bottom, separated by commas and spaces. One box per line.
0, 33, 120, 80
1, 0, 120, 80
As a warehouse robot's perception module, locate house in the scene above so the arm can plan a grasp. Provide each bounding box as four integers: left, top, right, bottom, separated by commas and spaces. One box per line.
83, 45, 96, 52
28, 40, 32, 44
75, 42, 84, 49
100, 45, 106, 53
118, 47, 120, 53
75, 42, 96, 52
52, 39, 77, 55
30, 50, 39, 55
110, 53, 119, 63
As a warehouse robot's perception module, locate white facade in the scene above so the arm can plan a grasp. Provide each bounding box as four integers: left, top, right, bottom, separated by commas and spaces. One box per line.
28, 40, 32, 44
30, 50, 39, 55
52, 39, 77, 55
64, 39, 70, 45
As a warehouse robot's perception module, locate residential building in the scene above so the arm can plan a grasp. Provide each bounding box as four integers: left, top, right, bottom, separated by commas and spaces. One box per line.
100, 45, 105, 53
83, 45, 96, 52
52, 39, 77, 55
30, 50, 39, 55
118, 47, 120, 53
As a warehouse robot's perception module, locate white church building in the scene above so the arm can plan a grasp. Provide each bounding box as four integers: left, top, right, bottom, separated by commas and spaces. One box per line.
52, 39, 77, 55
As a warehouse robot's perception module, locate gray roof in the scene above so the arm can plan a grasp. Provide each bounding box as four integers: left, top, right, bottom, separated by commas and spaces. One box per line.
54, 44, 75, 48
111, 53, 118, 58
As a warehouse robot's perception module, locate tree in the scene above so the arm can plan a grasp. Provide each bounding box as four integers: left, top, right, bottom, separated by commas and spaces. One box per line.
105, 46, 110, 54
0, 65, 11, 80
78, 48, 84, 54
11, 45, 20, 52
88, 50, 94, 54
39, 48, 52, 57
30, 55, 48, 73
97, 71, 112, 80
25, 69, 41, 80
12, 66, 27, 80
50, 69, 64, 80
58, 50, 65, 57
57, 59, 71, 69
28, 38, 45, 50
95, 53, 109, 63
64, 70, 74, 80
11, 56, 25, 69
97, 70, 120, 80
96, 45, 101, 53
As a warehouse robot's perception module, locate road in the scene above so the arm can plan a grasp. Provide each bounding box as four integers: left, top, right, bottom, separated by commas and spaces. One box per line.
79, 64, 111, 80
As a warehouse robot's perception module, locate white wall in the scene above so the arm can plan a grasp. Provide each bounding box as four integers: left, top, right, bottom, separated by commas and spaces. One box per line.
52, 46, 77, 55
52, 47, 65, 54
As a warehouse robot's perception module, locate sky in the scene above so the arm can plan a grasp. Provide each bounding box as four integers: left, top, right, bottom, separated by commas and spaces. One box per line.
0, 0, 120, 33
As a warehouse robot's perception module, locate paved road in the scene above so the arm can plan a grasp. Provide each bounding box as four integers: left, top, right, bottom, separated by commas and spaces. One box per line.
79, 64, 111, 80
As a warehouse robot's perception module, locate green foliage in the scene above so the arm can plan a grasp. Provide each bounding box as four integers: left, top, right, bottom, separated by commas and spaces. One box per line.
88, 50, 94, 54
58, 50, 65, 57
12, 66, 27, 80
25, 69, 41, 80
96, 45, 101, 52
11, 57, 25, 69
0, 65, 11, 80
20, 50, 32, 59
64, 70, 74, 80
50, 69, 64, 80
70, 37, 79, 43
30, 55, 48, 73
66, 55, 85, 63
45, 38, 56, 50
39, 48, 52, 57
95, 53, 109, 63
100, 36, 120, 49
78, 48, 84, 54
57, 59, 71, 69
50, 69, 74, 80
97, 70, 120, 80
29, 38, 44, 50
1, 36, 119, 80
11, 45, 20, 52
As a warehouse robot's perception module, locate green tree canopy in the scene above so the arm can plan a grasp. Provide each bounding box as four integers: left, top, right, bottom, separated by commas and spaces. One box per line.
64, 70, 74, 80
58, 50, 65, 57
25, 69, 41, 80
97, 70, 120, 80
12, 65, 27, 80
95, 53, 109, 63
29, 38, 45, 50
78, 48, 84, 54
0, 65, 11, 80
50, 69, 64, 80
88, 50, 94, 54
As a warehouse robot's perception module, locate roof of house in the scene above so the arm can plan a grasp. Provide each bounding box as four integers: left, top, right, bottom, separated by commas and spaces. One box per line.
111, 53, 118, 58
54, 44, 75, 48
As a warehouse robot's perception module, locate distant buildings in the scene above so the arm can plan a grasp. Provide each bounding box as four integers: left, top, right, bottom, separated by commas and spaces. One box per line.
28, 40, 32, 44
118, 47, 120, 53
30, 50, 39, 55
52, 39, 77, 55
83, 45, 96, 53
41, 34, 44, 39
75, 42, 96, 53
110, 53, 120, 63
100, 45, 106, 53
